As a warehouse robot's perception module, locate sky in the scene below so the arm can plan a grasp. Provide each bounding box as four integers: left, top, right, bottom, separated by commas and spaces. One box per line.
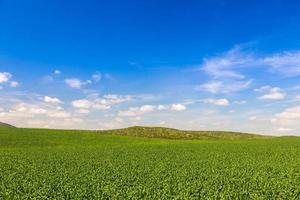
1, 0, 300, 135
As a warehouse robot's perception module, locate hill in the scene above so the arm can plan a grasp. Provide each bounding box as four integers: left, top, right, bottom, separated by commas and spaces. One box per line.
99, 126, 269, 140
0, 122, 15, 128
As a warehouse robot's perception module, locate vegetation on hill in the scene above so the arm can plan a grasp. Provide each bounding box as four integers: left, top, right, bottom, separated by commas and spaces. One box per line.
0, 128, 299, 199
100, 126, 269, 140
0, 122, 15, 128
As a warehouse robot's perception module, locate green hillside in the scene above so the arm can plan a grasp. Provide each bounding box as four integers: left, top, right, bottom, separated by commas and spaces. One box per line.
100, 126, 269, 140
0, 128, 299, 199
0, 122, 15, 128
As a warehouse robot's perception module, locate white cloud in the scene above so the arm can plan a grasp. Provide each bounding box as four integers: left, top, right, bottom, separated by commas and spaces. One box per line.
118, 103, 186, 117
92, 103, 110, 110
44, 96, 63, 104
10, 103, 47, 115
102, 94, 132, 104
277, 127, 295, 132
254, 85, 272, 92
295, 95, 300, 101
170, 104, 186, 111
76, 109, 90, 114
118, 105, 156, 117
196, 46, 256, 94
271, 107, 300, 131
118, 104, 186, 117
196, 81, 221, 94
93, 95, 132, 110
97, 120, 124, 130
0, 72, 18, 88
0, 100, 86, 128
271, 106, 300, 134
159, 121, 166, 125
157, 105, 167, 110
72, 94, 132, 111
54, 70, 61, 75
256, 86, 286, 100
10, 81, 19, 87
201, 47, 300, 79
197, 47, 300, 96
0, 93, 93, 129
233, 100, 247, 105
92, 72, 102, 82
201, 46, 252, 79
65, 78, 87, 89
140, 105, 156, 112
0, 72, 12, 83
202, 98, 230, 106
72, 99, 92, 109
263, 51, 300, 76
195, 47, 300, 103
196, 80, 252, 94
272, 107, 300, 121
248, 116, 257, 121
47, 111, 70, 118
114, 117, 124, 123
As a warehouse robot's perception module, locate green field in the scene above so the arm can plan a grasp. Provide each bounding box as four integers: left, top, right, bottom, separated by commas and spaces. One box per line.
1, 128, 300, 199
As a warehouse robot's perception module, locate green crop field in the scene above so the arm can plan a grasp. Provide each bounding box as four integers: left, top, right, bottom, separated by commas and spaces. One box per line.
1, 127, 300, 199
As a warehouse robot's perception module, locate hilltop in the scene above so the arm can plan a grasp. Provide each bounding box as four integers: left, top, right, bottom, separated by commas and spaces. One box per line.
0, 122, 15, 128
99, 126, 268, 140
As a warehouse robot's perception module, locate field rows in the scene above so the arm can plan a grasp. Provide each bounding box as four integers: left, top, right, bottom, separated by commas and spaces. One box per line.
1, 129, 300, 199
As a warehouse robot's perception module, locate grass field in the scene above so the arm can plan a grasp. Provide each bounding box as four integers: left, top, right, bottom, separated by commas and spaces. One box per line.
1, 128, 300, 199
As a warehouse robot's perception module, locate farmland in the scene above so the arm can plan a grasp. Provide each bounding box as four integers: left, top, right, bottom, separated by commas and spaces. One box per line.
1, 127, 300, 199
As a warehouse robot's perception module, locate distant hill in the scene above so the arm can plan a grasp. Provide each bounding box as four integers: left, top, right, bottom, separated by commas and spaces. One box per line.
0, 122, 16, 128
100, 126, 269, 140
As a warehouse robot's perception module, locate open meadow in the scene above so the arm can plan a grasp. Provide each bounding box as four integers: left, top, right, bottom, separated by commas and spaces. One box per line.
1, 127, 300, 199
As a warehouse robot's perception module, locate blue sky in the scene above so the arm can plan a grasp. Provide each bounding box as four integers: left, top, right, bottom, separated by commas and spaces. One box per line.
1, 0, 300, 135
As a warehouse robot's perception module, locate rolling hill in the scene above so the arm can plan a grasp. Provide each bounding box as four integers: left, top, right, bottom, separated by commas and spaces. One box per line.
99, 126, 269, 140
0, 122, 15, 128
